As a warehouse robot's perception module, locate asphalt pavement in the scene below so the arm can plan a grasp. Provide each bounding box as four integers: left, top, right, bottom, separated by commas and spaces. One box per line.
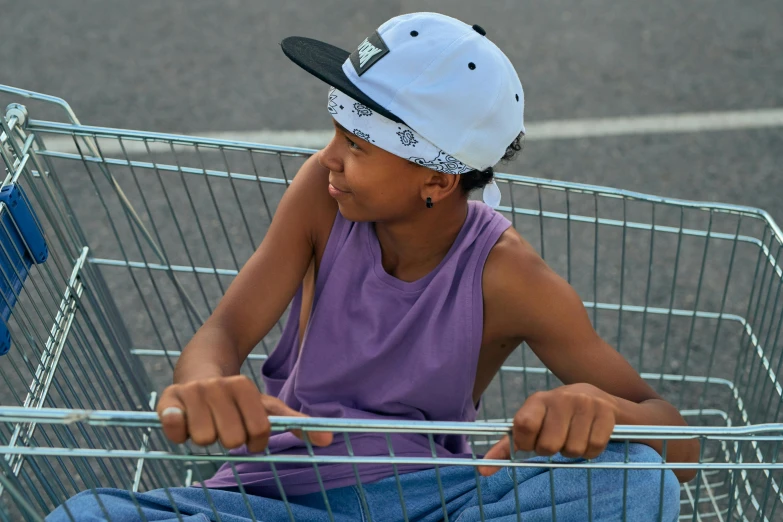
1, 2, 782, 516
2, 0, 782, 217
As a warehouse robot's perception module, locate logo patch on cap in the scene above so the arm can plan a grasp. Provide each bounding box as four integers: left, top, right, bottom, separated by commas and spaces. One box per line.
349, 31, 390, 76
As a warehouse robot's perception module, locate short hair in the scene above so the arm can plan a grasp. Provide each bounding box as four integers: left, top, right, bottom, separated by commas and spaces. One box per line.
460, 132, 525, 193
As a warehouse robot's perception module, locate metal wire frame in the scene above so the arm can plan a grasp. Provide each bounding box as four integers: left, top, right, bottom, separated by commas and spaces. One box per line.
1, 409, 783, 521
1, 84, 783, 519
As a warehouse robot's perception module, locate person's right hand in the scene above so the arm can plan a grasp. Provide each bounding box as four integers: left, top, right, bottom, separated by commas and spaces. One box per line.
156, 375, 333, 453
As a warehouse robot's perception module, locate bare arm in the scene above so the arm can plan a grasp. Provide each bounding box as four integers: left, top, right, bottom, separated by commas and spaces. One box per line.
481, 231, 700, 482
173, 152, 332, 384
156, 153, 336, 451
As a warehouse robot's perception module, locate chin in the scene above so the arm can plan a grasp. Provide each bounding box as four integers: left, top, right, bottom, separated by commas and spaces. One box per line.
336, 203, 375, 223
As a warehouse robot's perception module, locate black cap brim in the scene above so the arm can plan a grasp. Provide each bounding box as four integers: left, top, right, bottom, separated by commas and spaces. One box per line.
280, 36, 404, 124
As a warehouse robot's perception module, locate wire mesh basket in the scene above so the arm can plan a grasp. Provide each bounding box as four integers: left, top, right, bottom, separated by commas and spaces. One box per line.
0, 84, 782, 521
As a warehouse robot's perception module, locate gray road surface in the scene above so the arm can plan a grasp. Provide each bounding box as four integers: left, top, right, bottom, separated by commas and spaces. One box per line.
0, 1, 782, 517
2, 1, 782, 215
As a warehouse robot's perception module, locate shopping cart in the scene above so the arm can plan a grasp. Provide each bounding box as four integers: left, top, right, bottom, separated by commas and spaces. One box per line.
0, 83, 782, 521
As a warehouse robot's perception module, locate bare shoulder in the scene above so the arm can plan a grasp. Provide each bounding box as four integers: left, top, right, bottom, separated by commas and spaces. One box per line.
283, 151, 338, 259
482, 227, 549, 293
481, 227, 567, 341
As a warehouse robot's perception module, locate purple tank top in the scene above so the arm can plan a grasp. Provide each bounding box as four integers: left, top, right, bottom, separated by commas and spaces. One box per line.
203, 200, 511, 497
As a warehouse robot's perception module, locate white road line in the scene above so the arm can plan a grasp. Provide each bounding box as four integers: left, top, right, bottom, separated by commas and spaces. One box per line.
36, 108, 783, 155
528, 108, 783, 140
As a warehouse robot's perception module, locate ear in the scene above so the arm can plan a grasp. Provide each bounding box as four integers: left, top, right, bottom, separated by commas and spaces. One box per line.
420, 170, 462, 204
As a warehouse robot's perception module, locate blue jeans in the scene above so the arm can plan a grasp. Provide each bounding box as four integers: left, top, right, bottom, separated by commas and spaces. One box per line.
47, 443, 680, 521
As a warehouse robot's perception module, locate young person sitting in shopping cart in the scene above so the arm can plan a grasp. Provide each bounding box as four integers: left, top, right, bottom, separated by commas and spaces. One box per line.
50, 12, 698, 522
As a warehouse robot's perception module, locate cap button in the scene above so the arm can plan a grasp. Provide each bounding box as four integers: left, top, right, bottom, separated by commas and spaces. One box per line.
472, 24, 486, 36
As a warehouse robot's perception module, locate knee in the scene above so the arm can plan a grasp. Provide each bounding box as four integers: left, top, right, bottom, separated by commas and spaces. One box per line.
628, 467, 680, 506
48, 489, 126, 521
622, 445, 681, 519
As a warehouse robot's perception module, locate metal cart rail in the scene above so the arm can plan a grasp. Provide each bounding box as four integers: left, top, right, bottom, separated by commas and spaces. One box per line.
0, 84, 782, 520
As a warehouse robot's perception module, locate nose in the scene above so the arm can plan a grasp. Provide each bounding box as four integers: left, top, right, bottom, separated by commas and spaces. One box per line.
318, 132, 343, 173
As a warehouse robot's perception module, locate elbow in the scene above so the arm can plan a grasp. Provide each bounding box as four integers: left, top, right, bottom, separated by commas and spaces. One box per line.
673, 438, 702, 483
675, 468, 698, 484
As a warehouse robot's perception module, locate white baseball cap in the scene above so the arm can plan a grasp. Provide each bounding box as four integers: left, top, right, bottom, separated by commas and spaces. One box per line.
281, 11, 525, 175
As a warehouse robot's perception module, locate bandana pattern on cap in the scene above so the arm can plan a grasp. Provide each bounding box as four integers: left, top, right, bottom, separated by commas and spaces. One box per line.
328, 87, 471, 175
328, 87, 503, 207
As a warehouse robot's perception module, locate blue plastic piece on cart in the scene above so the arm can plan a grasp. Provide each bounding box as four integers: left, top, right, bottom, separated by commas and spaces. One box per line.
0, 183, 48, 355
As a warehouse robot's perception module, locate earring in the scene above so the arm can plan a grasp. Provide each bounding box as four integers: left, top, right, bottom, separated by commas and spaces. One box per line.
426, 197, 433, 208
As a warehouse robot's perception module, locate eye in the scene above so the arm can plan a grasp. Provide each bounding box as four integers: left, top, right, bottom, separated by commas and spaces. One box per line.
345, 136, 361, 150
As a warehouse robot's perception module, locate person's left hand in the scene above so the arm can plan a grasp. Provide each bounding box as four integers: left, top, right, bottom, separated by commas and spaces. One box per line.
478, 383, 618, 476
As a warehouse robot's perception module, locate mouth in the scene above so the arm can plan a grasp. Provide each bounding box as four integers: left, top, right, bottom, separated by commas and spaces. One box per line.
328, 182, 351, 199
328, 179, 350, 193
